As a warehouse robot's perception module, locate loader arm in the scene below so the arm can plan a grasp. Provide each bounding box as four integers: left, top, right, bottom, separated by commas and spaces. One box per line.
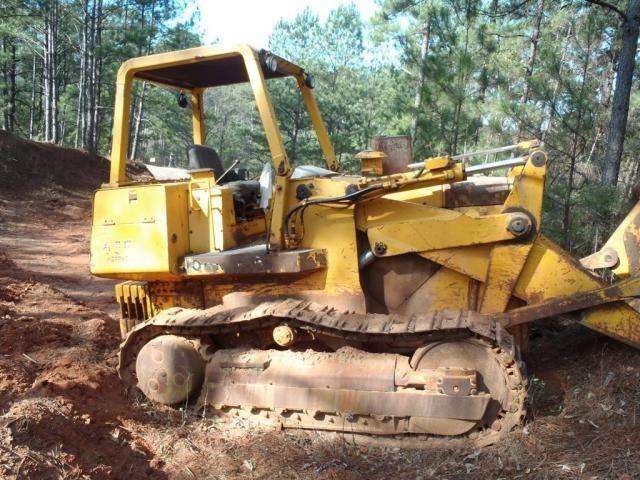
354, 146, 640, 347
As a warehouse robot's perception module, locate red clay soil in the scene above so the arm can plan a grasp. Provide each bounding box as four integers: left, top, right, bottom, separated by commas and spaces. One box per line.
0, 131, 639, 479
0, 130, 109, 195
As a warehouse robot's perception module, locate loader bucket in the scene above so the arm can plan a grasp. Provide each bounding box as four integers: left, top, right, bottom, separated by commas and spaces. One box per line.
601, 200, 640, 278
516, 231, 640, 349
581, 301, 640, 349
578, 200, 640, 347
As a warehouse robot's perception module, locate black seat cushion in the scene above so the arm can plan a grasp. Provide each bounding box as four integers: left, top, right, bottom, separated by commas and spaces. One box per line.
186, 145, 260, 216
187, 144, 224, 177
187, 144, 240, 182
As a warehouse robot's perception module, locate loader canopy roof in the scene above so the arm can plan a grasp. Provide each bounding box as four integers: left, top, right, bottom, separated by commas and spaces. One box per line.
127, 46, 304, 90
110, 44, 338, 186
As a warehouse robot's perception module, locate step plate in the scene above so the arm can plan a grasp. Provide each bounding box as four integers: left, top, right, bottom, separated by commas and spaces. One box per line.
184, 244, 327, 276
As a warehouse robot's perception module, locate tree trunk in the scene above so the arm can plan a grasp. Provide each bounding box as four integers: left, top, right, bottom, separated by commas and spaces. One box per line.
43, 15, 51, 140
59, 103, 67, 140
92, 18, 102, 152
83, 0, 96, 151
517, 0, 544, 140
410, 20, 431, 146
9, 41, 17, 132
1, 36, 7, 131
601, 0, 640, 187
75, 0, 89, 148
93, 0, 104, 152
2, 39, 17, 132
130, 81, 147, 160
43, 0, 59, 143
29, 54, 37, 139
51, 0, 59, 142
84, 0, 103, 153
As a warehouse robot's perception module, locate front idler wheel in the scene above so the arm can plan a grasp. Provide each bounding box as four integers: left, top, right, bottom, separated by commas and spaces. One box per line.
135, 335, 204, 405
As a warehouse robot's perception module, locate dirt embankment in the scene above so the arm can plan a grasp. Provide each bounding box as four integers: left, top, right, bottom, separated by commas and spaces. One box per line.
0, 130, 639, 479
0, 131, 161, 478
0, 130, 109, 195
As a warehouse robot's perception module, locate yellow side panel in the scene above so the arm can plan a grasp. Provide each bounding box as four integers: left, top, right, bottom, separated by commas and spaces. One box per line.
92, 223, 171, 274
285, 177, 365, 309
90, 183, 189, 279
300, 203, 361, 294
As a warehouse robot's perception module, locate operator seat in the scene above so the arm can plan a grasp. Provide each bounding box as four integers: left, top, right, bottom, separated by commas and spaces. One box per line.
187, 144, 260, 218
187, 144, 240, 182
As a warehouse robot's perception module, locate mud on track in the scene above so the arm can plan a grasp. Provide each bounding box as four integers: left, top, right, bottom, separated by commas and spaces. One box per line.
0, 131, 639, 479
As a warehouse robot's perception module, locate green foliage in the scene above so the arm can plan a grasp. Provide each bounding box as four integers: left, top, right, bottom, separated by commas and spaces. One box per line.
371, 0, 639, 255
261, 3, 401, 172
1, 0, 638, 254
0, 0, 200, 152
266, 6, 357, 166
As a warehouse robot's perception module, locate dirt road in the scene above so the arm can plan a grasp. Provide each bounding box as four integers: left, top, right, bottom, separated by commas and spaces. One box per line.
0, 133, 638, 479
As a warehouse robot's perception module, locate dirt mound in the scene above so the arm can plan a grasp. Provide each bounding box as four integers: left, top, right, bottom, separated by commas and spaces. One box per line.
0, 130, 151, 196
0, 130, 109, 194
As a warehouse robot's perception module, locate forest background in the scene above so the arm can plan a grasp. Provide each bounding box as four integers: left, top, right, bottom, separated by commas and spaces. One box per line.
2, 0, 640, 255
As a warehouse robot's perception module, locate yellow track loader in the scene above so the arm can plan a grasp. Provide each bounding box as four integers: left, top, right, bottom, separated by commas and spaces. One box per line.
90, 45, 640, 446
